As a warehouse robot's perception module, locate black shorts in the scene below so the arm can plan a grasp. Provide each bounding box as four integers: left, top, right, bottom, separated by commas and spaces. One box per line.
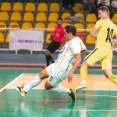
47, 41, 62, 53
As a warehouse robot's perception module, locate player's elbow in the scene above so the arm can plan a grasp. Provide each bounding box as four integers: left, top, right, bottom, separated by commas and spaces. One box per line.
84, 49, 87, 53
90, 28, 97, 38
84, 50, 87, 55
81, 49, 87, 56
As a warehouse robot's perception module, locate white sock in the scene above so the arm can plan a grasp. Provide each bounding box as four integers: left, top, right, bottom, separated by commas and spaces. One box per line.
23, 75, 42, 92
51, 85, 71, 94
81, 80, 86, 84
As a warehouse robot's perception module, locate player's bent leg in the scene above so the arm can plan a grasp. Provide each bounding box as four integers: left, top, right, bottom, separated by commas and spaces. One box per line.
15, 71, 48, 96
108, 74, 117, 85
45, 81, 53, 90
103, 69, 117, 85
46, 69, 76, 101
76, 62, 89, 91
103, 69, 112, 78
45, 82, 76, 101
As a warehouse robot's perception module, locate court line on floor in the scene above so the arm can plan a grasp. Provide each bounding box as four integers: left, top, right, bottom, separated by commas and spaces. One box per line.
0, 73, 24, 93
61, 94, 117, 98
58, 109, 117, 111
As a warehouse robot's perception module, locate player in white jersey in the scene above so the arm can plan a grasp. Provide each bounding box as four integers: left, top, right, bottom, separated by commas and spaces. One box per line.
15, 25, 87, 101
55, 36, 86, 71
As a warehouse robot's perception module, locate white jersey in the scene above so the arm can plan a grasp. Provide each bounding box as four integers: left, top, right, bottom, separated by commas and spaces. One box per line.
45, 37, 86, 86
55, 37, 86, 71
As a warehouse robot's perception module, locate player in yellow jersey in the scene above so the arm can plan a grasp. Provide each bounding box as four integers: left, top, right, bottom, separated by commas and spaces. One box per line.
76, 6, 117, 90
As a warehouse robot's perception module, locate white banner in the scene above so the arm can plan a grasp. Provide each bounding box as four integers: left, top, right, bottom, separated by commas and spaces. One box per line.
9, 30, 44, 50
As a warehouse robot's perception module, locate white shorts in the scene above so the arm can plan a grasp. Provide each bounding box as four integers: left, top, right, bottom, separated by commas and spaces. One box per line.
45, 63, 69, 86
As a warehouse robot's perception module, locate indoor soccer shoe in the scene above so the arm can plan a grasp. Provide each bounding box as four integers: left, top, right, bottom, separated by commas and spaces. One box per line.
15, 85, 27, 97
69, 88, 76, 101
76, 83, 87, 90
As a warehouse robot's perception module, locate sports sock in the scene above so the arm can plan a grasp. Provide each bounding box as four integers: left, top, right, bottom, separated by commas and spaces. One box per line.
45, 55, 50, 66
80, 66, 87, 82
80, 80, 86, 84
46, 55, 53, 66
23, 75, 42, 92
108, 74, 117, 85
48, 55, 53, 61
51, 85, 71, 94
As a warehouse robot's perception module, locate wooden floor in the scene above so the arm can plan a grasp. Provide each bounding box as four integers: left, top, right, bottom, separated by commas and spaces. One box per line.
7, 73, 117, 90
0, 68, 117, 117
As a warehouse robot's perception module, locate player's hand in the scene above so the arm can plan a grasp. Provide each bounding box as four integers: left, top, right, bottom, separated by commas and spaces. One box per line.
68, 72, 73, 83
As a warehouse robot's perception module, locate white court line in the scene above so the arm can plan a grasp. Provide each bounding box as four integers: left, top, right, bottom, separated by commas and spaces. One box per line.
58, 109, 117, 111
73, 74, 104, 76
0, 73, 24, 92
61, 94, 117, 98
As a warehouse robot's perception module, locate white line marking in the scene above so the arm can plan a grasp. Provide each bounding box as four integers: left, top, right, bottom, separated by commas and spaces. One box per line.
73, 74, 104, 76
0, 73, 24, 92
61, 94, 117, 98
58, 109, 117, 111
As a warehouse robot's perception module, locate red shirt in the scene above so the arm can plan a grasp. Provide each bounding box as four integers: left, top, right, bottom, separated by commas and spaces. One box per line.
53, 26, 64, 43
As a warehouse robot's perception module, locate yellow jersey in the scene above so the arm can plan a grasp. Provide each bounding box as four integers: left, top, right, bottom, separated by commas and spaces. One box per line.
94, 19, 117, 51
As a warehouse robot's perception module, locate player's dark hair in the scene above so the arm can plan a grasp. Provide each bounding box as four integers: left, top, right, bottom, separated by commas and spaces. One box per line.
65, 25, 76, 36
98, 6, 110, 15
65, 25, 70, 30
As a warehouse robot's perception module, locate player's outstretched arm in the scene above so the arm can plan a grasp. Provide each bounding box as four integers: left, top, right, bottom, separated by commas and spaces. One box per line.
81, 49, 87, 56
90, 28, 98, 39
68, 55, 81, 83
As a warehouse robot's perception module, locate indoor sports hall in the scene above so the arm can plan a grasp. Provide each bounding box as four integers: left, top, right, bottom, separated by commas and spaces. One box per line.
0, 0, 117, 117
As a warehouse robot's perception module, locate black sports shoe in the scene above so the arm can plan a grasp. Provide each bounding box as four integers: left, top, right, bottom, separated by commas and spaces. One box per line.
69, 88, 76, 101
15, 85, 27, 97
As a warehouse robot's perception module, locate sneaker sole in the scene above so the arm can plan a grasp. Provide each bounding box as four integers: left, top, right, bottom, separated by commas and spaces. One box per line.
15, 86, 26, 97
76, 86, 87, 90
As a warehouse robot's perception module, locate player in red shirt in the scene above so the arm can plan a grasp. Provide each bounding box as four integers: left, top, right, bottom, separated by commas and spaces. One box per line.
45, 17, 65, 66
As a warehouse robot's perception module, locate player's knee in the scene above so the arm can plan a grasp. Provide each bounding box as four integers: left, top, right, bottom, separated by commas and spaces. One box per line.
103, 70, 112, 78
45, 82, 52, 90
45, 84, 50, 90
44, 50, 47, 55
45, 86, 50, 90
104, 73, 109, 78
45, 49, 50, 55
39, 71, 46, 79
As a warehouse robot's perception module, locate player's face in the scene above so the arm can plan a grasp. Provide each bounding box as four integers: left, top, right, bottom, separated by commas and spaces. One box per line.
57, 20, 62, 26
64, 30, 70, 41
98, 10, 108, 19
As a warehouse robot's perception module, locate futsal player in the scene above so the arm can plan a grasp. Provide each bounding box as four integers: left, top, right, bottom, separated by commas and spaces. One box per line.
15, 25, 87, 101
77, 6, 117, 90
